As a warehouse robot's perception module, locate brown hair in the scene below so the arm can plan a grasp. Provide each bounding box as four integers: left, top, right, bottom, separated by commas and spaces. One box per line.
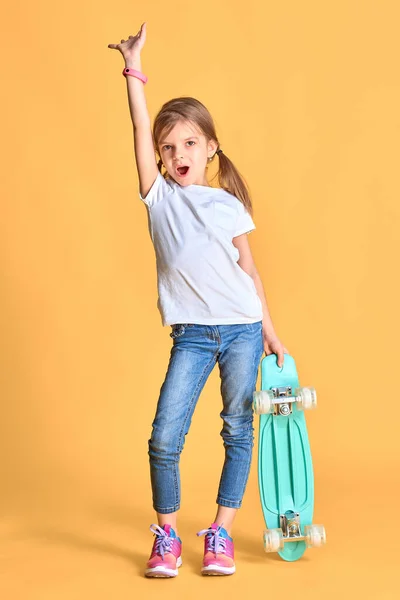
152, 97, 254, 216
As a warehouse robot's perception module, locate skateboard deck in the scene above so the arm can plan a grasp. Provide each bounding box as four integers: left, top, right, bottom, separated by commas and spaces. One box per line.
254, 353, 325, 561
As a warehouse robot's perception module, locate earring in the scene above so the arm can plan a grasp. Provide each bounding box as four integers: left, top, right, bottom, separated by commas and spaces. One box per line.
208, 156, 212, 162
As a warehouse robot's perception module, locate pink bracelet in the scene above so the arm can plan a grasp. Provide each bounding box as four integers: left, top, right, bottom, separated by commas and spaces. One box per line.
122, 67, 148, 84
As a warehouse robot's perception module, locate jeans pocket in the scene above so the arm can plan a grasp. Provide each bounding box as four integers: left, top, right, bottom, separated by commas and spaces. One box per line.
246, 320, 263, 332
170, 324, 187, 339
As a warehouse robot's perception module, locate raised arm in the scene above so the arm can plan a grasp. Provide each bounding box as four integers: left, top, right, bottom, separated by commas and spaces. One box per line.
108, 23, 159, 199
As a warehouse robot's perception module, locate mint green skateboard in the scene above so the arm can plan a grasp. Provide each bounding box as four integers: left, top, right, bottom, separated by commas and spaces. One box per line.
253, 354, 326, 561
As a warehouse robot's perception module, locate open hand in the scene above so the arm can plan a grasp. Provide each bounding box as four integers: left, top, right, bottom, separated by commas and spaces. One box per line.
107, 22, 147, 62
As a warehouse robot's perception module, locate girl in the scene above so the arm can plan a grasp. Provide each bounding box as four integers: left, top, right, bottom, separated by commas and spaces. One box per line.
108, 22, 288, 578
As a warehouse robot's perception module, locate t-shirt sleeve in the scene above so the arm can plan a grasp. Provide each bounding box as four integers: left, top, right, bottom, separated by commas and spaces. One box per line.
139, 171, 172, 208
233, 201, 256, 237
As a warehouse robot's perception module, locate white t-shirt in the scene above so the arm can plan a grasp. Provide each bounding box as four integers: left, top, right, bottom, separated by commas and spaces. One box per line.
139, 171, 263, 326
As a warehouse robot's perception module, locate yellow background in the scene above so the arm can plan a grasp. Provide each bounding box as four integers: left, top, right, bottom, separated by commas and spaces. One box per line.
1, 0, 399, 598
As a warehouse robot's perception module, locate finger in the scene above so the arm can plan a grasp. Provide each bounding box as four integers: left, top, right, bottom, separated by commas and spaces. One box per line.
277, 349, 284, 368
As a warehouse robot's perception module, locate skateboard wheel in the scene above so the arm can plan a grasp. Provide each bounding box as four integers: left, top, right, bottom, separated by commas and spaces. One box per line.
263, 528, 284, 553
253, 390, 275, 414
304, 525, 326, 548
296, 386, 317, 410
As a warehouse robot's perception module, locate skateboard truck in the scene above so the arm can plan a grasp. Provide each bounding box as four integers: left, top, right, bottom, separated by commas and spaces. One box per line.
271, 386, 293, 416
253, 385, 317, 415
280, 511, 302, 540
263, 517, 326, 552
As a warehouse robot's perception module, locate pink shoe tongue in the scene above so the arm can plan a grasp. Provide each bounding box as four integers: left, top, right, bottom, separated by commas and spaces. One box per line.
163, 524, 171, 535
210, 522, 219, 530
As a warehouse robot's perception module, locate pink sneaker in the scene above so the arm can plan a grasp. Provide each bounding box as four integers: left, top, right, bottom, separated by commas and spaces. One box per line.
145, 524, 182, 578
197, 522, 236, 575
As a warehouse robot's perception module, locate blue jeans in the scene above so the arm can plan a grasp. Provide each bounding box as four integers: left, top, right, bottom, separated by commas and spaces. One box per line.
148, 321, 264, 514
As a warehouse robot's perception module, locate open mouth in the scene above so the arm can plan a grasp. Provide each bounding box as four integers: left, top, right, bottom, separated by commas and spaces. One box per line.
176, 166, 190, 177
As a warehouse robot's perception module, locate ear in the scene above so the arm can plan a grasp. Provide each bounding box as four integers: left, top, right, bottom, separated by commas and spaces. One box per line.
207, 139, 219, 157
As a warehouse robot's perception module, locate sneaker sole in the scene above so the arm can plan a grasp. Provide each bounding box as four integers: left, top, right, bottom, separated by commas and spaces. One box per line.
201, 564, 235, 576
145, 556, 182, 578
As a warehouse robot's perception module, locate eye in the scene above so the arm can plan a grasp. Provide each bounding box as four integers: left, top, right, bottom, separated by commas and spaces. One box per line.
162, 141, 195, 151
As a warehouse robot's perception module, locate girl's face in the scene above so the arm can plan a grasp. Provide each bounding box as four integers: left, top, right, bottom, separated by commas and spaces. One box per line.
158, 121, 218, 187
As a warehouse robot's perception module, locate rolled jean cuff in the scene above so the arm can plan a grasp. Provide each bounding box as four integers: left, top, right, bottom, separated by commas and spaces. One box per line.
153, 504, 180, 514
216, 496, 242, 509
